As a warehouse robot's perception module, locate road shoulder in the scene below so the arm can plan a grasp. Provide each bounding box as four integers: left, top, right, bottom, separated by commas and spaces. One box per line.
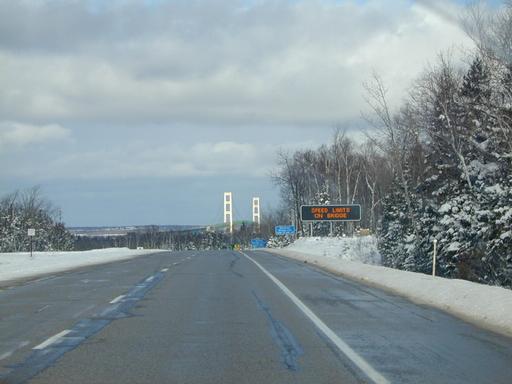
263, 247, 512, 338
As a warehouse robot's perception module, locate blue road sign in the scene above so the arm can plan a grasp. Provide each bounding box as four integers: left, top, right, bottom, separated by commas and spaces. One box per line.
275, 225, 296, 236
251, 238, 267, 248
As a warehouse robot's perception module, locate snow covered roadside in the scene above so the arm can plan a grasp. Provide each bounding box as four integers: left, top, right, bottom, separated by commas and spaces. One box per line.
0, 248, 166, 284
266, 240, 512, 338
283, 236, 381, 265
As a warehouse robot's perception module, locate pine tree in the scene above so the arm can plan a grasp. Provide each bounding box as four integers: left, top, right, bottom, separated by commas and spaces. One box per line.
378, 171, 415, 269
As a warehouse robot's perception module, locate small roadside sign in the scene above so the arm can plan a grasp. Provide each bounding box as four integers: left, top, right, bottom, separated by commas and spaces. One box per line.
251, 239, 267, 249
27, 228, 35, 258
275, 225, 296, 236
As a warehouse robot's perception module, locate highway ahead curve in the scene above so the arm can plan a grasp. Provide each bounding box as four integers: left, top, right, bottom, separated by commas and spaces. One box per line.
1, 250, 512, 384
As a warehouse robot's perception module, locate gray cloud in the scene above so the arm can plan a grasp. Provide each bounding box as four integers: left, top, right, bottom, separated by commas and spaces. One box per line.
0, 0, 481, 225
414, 0, 464, 25
0, 121, 70, 150
0, 137, 320, 180
0, 0, 472, 127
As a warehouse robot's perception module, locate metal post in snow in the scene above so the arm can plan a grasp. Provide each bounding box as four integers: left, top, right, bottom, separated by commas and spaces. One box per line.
310, 222, 313, 237
432, 239, 438, 277
291, 210, 297, 240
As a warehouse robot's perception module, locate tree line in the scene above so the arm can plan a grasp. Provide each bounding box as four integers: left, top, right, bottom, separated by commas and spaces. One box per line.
273, 3, 512, 287
75, 227, 232, 251
75, 222, 267, 251
0, 187, 74, 252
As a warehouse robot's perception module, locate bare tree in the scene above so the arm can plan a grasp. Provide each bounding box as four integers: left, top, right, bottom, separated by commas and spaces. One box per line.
362, 74, 416, 216
463, 1, 512, 65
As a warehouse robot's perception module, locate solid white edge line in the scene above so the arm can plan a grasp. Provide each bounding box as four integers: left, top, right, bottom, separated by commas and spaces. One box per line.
110, 294, 125, 304
241, 251, 390, 384
33, 330, 71, 350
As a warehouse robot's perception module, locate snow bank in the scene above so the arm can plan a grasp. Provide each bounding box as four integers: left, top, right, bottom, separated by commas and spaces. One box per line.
0, 248, 165, 284
266, 245, 512, 338
285, 236, 381, 265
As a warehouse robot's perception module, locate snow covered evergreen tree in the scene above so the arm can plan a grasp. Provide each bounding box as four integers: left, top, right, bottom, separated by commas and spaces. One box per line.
378, 171, 414, 269
377, 53, 512, 287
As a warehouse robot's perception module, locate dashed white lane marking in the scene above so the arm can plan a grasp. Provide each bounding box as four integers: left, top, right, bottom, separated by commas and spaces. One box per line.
242, 252, 390, 384
73, 304, 96, 319
161, 268, 169, 272
33, 330, 71, 350
146, 276, 155, 282
173, 262, 180, 266
109, 295, 125, 304
36, 304, 51, 313
0, 351, 13, 361
0, 341, 30, 361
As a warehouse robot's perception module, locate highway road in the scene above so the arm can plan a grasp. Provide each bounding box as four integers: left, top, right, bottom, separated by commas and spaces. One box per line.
1, 250, 512, 384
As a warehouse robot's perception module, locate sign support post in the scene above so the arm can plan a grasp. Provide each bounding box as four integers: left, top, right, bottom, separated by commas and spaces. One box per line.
432, 239, 438, 277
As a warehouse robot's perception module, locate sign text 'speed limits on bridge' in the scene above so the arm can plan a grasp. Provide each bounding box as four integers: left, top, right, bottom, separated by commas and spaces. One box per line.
300, 205, 361, 222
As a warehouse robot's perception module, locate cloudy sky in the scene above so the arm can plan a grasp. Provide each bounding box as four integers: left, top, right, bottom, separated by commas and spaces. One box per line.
0, 0, 488, 226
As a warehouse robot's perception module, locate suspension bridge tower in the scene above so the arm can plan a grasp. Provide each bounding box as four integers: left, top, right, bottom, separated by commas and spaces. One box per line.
253, 197, 261, 233
224, 192, 233, 234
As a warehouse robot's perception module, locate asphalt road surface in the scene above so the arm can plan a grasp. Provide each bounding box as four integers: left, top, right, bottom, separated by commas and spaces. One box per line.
1, 250, 512, 384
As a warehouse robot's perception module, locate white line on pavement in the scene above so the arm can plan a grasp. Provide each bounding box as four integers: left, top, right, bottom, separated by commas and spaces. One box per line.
73, 304, 96, 319
161, 268, 169, 272
241, 252, 390, 384
36, 304, 51, 313
33, 330, 71, 350
0, 341, 30, 361
109, 295, 125, 304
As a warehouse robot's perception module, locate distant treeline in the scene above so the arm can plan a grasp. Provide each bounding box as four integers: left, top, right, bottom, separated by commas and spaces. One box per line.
75, 229, 229, 251
74, 222, 264, 251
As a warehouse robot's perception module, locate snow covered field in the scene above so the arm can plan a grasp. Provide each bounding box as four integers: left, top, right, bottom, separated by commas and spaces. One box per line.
267, 237, 512, 337
0, 248, 165, 284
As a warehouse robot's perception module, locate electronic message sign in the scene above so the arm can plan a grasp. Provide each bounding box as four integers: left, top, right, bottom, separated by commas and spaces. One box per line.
300, 205, 361, 222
